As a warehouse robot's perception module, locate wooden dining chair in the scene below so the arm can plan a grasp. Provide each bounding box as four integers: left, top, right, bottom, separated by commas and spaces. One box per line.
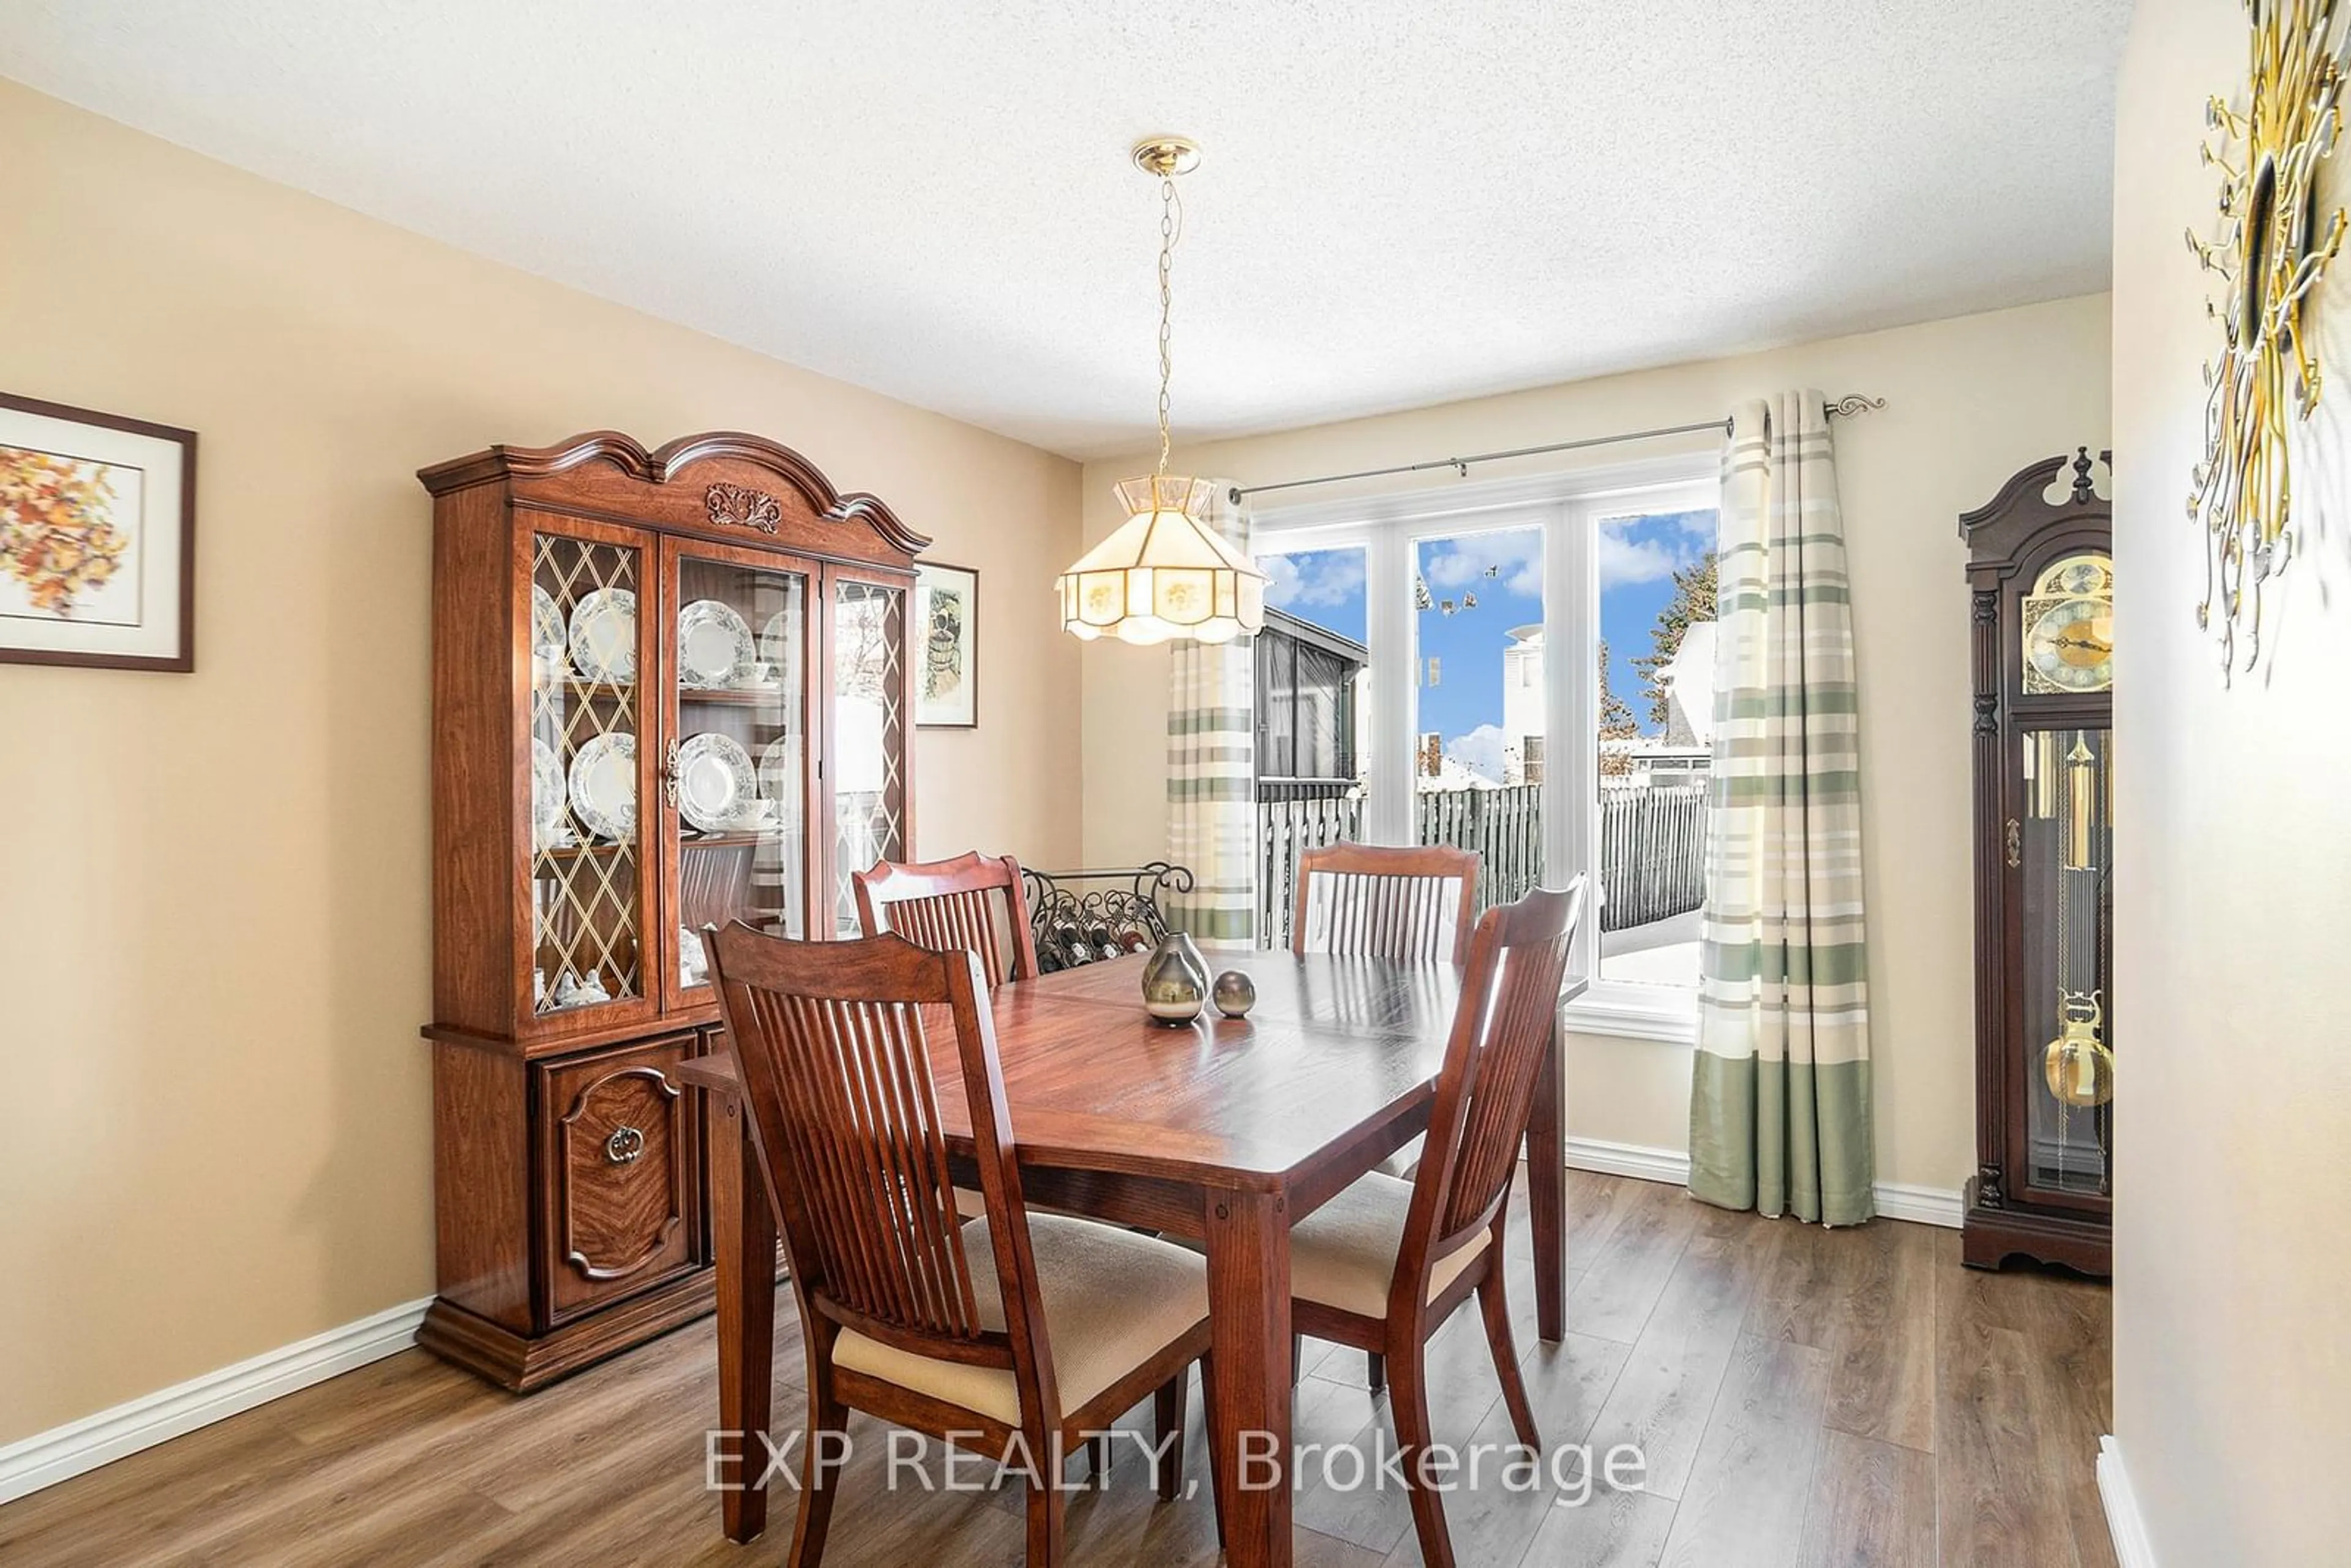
854, 851, 1060, 1237
703, 923, 1214, 1567
1286, 879, 1584, 1568
1292, 841, 1480, 966
853, 850, 1043, 988
1291, 839, 1483, 1392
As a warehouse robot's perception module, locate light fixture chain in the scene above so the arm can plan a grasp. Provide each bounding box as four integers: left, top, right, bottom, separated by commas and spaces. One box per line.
1157, 174, 1176, 478
1056, 136, 1267, 647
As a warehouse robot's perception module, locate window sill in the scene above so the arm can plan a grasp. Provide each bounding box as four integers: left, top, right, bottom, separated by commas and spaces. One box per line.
1564, 982, 1699, 1046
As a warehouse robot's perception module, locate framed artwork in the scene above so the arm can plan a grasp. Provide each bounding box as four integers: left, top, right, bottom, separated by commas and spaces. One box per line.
0, 392, 197, 672
913, 560, 978, 727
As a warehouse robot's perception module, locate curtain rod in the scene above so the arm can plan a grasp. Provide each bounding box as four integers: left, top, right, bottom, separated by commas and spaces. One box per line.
1228, 393, 1886, 503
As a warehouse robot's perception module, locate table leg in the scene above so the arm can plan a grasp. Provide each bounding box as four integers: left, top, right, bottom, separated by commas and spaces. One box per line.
710, 1092, 777, 1544
1203, 1189, 1294, 1568
1528, 1021, 1567, 1342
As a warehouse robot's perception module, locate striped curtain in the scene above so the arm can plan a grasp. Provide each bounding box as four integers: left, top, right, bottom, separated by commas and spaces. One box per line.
1689, 391, 1876, 1226
1166, 481, 1257, 945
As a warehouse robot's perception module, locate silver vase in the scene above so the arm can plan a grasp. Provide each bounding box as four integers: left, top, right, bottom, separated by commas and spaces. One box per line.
1141, 931, 1210, 1024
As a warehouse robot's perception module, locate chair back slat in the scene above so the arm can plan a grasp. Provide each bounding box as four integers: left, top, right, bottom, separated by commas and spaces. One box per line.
706, 926, 1059, 1408
1401, 880, 1586, 1288
733, 971, 981, 1338
854, 851, 1041, 987
1294, 842, 1479, 966
891, 889, 1009, 986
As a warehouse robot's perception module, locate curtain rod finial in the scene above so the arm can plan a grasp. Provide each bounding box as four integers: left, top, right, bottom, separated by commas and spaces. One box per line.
1824, 394, 1887, 419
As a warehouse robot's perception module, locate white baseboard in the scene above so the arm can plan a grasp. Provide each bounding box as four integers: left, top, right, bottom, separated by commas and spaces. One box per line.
1565, 1135, 1694, 1187
1565, 1136, 1964, 1229
1870, 1179, 1968, 1228
2098, 1435, 2158, 1568
0, 1296, 431, 1506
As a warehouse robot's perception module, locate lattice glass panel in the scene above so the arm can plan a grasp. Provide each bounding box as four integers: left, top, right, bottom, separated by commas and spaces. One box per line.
833, 579, 907, 934
530, 531, 645, 1013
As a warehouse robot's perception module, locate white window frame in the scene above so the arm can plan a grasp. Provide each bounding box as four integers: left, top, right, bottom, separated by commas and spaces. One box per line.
1253, 452, 1720, 1045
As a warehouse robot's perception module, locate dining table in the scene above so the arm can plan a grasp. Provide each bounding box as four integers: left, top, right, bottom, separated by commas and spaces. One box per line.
678, 944, 1581, 1568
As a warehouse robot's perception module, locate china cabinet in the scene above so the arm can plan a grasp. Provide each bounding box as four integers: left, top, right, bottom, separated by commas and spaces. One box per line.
1959, 449, 2113, 1277
419, 430, 924, 1389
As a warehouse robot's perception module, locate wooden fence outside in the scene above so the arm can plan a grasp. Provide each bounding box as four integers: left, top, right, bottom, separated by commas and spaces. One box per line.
1595, 783, 1709, 931
1416, 784, 1548, 913
1256, 780, 1709, 945
1257, 790, 1365, 950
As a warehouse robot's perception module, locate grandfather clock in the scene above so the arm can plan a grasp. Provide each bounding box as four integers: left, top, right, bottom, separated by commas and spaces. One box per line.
1959, 449, 2113, 1275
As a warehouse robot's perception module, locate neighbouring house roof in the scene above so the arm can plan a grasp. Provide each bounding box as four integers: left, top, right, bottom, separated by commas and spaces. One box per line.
1262, 606, 1369, 664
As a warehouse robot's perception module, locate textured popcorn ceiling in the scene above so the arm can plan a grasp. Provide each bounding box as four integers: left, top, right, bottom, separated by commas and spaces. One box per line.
0, 1, 2131, 458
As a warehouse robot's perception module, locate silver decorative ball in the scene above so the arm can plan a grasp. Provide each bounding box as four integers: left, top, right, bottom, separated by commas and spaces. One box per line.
1212, 969, 1256, 1018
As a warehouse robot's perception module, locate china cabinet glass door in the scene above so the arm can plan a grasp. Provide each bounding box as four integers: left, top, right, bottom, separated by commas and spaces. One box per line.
530, 527, 655, 1019
662, 541, 815, 1007
2012, 722, 2113, 1204
829, 573, 909, 936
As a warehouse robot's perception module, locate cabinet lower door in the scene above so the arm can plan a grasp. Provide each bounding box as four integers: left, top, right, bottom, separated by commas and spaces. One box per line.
537, 1034, 702, 1323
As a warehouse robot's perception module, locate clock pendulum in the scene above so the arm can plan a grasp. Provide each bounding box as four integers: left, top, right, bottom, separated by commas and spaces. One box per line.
2044, 734, 2115, 1191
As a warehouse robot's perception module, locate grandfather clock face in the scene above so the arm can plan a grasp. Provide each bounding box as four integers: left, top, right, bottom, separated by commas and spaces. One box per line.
2020, 553, 2113, 695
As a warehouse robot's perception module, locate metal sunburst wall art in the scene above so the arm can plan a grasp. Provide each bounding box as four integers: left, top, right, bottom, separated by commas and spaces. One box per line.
2186, 0, 2351, 678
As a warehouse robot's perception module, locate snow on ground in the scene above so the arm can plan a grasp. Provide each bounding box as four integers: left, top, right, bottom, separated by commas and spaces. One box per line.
1597, 907, 1701, 988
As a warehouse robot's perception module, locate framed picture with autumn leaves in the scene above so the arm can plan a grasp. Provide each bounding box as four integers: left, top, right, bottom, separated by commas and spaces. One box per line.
0, 392, 197, 672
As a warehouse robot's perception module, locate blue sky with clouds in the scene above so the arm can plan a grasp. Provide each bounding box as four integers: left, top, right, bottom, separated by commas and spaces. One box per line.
1259, 508, 1717, 778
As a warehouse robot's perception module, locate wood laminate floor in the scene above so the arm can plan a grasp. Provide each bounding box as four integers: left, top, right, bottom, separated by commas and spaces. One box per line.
0, 1172, 2116, 1568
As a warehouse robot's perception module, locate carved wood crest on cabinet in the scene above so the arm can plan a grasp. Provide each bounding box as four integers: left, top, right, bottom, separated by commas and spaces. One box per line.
418, 430, 927, 1389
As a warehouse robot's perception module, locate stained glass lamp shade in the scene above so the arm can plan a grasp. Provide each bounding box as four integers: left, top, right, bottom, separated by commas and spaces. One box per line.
1057, 476, 1267, 645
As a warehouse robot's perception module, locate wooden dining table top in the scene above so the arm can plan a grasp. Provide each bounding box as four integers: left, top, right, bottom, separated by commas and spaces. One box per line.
678, 945, 1498, 1196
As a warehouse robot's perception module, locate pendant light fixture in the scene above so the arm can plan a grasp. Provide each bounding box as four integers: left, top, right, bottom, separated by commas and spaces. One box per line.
1057, 137, 1267, 645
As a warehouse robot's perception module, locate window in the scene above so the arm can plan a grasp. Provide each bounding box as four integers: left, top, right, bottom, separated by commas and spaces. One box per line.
1252, 547, 1372, 948
1594, 508, 1720, 996
1253, 459, 1720, 1040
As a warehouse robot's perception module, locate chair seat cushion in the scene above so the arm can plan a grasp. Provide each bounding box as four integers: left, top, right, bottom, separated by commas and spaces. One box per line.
833, 1212, 1209, 1427
1289, 1171, 1488, 1319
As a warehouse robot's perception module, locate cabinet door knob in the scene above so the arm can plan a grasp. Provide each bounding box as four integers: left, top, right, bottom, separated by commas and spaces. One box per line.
606, 1126, 647, 1165
2005, 817, 2022, 868
661, 737, 681, 811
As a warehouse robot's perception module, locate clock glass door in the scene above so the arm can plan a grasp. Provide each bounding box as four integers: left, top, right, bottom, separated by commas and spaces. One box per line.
2014, 723, 2113, 1204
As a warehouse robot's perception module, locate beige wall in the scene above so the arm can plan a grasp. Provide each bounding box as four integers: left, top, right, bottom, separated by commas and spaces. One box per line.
0, 81, 1081, 1444
1081, 294, 2115, 1190
2112, 3, 2351, 1560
